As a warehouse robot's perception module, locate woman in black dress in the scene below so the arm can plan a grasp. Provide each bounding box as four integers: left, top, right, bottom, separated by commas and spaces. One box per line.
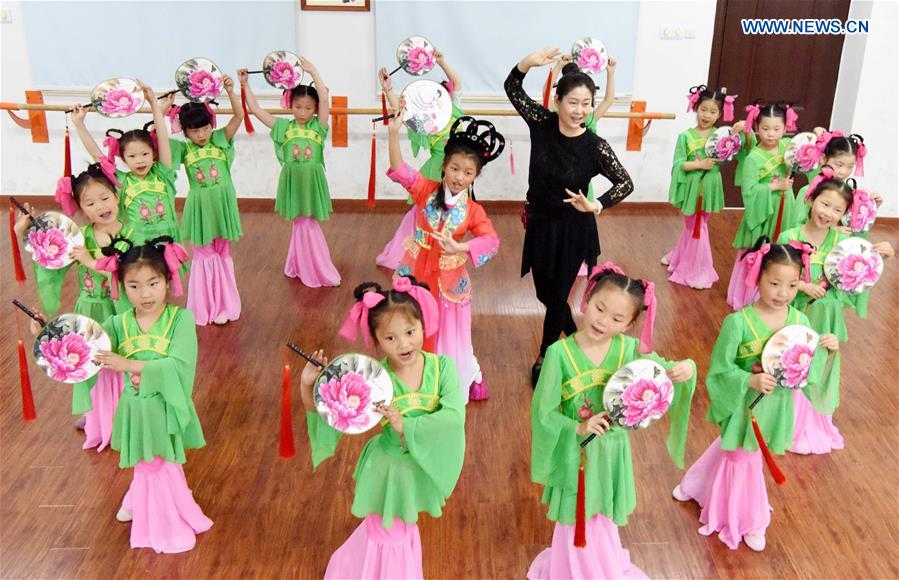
504, 48, 634, 386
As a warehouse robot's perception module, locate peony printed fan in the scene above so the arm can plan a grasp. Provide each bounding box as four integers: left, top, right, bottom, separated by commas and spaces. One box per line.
570, 37, 609, 75
784, 132, 822, 175
704, 126, 743, 163
89, 78, 145, 118
22, 209, 85, 270
399, 80, 453, 136
761, 324, 820, 390
824, 237, 884, 294
390, 36, 437, 77
175, 58, 223, 103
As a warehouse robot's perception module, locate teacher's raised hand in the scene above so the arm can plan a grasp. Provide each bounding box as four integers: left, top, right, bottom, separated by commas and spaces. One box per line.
518, 48, 561, 73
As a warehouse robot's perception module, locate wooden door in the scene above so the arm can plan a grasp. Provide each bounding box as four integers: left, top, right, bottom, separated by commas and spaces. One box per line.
708, 0, 851, 206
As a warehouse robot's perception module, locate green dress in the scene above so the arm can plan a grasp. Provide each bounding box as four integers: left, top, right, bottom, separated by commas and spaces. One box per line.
306, 352, 465, 527
98, 305, 205, 468
706, 305, 826, 453
170, 129, 243, 246
116, 164, 181, 244
777, 227, 867, 414
531, 333, 696, 526
733, 139, 794, 248
668, 128, 725, 215
270, 117, 332, 222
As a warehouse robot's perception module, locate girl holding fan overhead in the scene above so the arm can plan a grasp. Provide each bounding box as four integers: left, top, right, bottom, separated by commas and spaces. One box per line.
238, 58, 340, 287
161, 73, 244, 326
674, 238, 838, 552
662, 85, 739, 289
530, 263, 695, 578
301, 278, 465, 579
385, 106, 503, 402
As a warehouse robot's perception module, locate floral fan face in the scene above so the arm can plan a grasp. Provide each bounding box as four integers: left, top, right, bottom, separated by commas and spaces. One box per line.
571, 37, 608, 74
90, 78, 144, 118
175, 57, 223, 103
313, 353, 394, 434
23, 211, 85, 270
262, 51, 304, 90
603, 359, 674, 430
784, 132, 822, 173
761, 324, 820, 389
400, 80, 453, 136
705, 126, 742, 162
33, 313, 111, 384
841, 188, 877, 235
396, 36, 436, 76
824, 237, 884, 294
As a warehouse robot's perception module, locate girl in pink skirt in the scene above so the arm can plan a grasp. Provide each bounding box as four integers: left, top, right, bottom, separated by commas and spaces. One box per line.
94, 238, 212, 553
673, 238, 838, 551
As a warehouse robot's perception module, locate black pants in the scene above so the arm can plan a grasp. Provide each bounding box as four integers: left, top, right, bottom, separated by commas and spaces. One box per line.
533, 263, 582, 357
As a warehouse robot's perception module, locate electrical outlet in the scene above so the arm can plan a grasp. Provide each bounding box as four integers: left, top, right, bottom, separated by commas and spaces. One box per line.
0, 8, 12, 23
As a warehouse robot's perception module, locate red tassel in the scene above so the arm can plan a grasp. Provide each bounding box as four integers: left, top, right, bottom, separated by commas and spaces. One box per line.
574, 450, 587, 548
381, 93, 388, 126
509, 139, 515, 175
240, 86, 255, 134
367, 128, 377, 208
63, 124, 72, 177
15, 314, 36, 421
9, 203, 26, 284
751, 413, 785, 485
692, 195, 704, 239
772, 194, 786, 243
279, 360, 296, 459
542, 68, 553, 109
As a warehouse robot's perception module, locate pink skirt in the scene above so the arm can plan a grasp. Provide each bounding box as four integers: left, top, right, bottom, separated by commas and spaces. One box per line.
527, 514, 647, 580
187, 239, 242, 325
324, 515, 423, 580
726, 251, 758, 310
790, 389, 844, 455
666, 214, 718, 289
435, 296, 483, 403
120, 457, 213, 554
82, 370, 124, 452
284, 217, 341, 288
376, 208, 417, 270
678, 438, 771, 550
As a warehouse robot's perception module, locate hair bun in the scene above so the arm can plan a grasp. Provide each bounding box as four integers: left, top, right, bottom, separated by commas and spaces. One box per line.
353, 281, 383, 301
449, 116, 505, 163
561, 62, 580, 77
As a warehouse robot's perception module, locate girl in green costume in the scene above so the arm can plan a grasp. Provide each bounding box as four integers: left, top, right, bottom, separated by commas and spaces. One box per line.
299, 277, 464, 579
530, 263, 695, 579
777, 178, 893, 455
92, 238, 211, 554
674, 239, 839, 552
14, 164, 134, 452
161, 73, 244, 326
238, 58, 341, 288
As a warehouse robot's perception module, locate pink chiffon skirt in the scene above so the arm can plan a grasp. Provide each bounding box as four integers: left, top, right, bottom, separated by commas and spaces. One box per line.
284, 217, 341, 288
324, 515, 423, 579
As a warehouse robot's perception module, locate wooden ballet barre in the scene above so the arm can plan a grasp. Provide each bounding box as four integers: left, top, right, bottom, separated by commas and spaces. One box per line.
0, 102, 674, 120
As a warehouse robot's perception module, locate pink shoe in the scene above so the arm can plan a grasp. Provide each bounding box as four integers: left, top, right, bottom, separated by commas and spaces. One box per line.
469, 376, 489, 401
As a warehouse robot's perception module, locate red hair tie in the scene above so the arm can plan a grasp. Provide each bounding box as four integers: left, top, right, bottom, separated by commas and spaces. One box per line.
638, 280, 656, 354
788, 240, 815, 283
580, 262, 626, 314
854, 141, 866, 176
162, 242, 189, 297
744, 104, 760, 134
785, 104, 798, 132
723, 95, 737, 123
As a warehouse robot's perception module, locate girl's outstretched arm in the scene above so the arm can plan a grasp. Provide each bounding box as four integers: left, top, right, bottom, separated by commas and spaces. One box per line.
237, 69, 278, 128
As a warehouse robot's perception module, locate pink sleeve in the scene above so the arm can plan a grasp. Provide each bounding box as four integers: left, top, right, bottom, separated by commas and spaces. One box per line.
386, 162, 440, 206
468, 235, 499, 268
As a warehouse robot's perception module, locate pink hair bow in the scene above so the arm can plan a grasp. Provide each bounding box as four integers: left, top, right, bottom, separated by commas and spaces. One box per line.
339, 290, 386, 348
166, 105, 183, 134
580, 262, 626, 314
854, 141, 866, 176
785, 104, 798, 132
98, 157, 122, 189
805, 165, 835, 202
743, 243, 772, 289
723, 95, 737, 122
103, 134, 121, 161
94, 255, 120, 300
162, 242, 189, 297
744, 104, 760, 134
788, 240, 815, 283
638, 280, 656, 354
54, 176, 78, 216
392, 277, 439, 340
815, 129, 843, 154
686, 90, 702, 112
280, 90, 292, 110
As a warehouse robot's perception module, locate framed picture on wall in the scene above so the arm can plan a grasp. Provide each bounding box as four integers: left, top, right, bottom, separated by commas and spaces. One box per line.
300, 0, 370, 11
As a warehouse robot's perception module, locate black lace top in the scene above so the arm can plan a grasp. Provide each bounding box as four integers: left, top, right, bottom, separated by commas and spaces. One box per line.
504, 65, 634, 278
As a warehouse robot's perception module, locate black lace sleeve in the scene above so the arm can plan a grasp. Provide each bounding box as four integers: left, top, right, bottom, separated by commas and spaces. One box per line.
595, 139, 634, 209
504, 66, 551, 127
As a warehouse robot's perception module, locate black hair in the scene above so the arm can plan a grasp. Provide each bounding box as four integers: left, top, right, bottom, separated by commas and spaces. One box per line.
436, 116, 505, 211
352, 278, 431, 341
585, 270, 647, 323
115, 236, 174, 282
178, 102, 216, 131
689, 84, 726, 113
71, 163, 117, 206
287, 84, 320, 109
556, 64, 596, 104
108, 121, 156, 157
753, 101, 793, 125
741, 236, 806, 277
809, 175, 854, 209
823, 133, 864, 160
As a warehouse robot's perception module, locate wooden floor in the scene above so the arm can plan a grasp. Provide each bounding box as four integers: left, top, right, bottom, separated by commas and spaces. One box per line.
1, 205, 897, 579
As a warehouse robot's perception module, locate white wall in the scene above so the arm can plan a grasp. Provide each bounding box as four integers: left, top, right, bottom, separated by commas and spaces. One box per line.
2, 1, 896, 217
